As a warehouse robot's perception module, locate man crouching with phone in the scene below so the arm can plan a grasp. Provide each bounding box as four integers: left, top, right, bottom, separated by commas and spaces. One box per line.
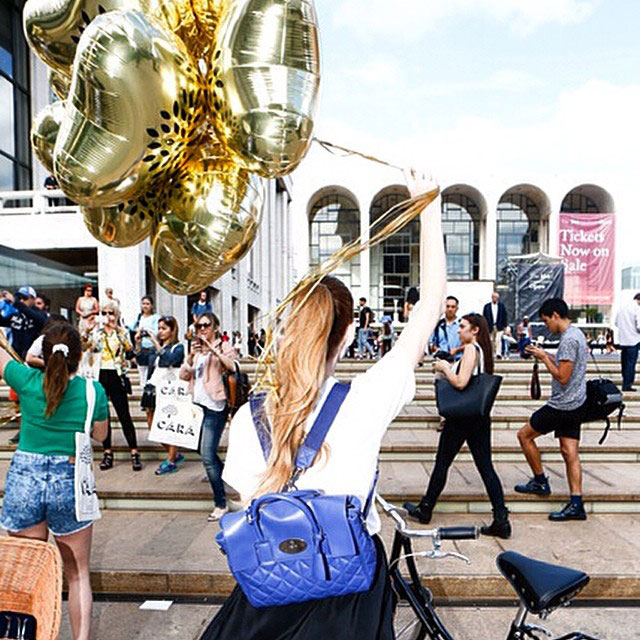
514, 298, 588, 522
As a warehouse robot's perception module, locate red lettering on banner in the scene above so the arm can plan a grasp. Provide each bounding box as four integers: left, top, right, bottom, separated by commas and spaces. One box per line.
557, 213, 615, 305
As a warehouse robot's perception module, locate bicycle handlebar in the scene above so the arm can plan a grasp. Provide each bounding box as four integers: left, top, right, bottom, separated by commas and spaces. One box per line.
438, 526, 478, 540
376, 494, 479, 540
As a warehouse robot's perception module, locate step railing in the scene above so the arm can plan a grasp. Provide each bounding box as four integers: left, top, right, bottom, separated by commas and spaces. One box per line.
0, 189, 79, 216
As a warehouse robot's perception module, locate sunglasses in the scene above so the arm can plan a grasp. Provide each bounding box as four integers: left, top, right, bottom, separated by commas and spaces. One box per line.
195, 322, 212, 329
101, 310, 116, 316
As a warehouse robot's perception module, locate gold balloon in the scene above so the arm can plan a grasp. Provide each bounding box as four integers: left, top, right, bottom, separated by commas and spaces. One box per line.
209, 0, 320, 178
23, 0, 213, 79
81, 198, 156, 248
49, 70, 70, 100
31, 100, 66, 174
162, 145, 264, 272
53, 9, 206, 207
190, 0, 230, 54
153, 0, 227, 62
151, 220, 217, 295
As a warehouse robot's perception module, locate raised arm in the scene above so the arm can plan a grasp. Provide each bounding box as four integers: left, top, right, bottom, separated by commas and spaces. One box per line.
394, 171, 446, 367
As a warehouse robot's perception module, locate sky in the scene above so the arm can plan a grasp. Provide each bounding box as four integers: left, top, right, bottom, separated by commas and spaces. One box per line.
293, 0, 640, 269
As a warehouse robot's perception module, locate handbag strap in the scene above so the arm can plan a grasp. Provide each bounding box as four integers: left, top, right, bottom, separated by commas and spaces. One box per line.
84, 378, 95, 436
295, 382, 350, 470
473, 343, 484, 375
250, 382, 351, 464
250, 381, 351, 477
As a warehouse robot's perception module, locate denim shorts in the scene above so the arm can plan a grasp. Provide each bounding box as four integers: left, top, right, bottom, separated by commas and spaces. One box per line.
1, 450, 94, 536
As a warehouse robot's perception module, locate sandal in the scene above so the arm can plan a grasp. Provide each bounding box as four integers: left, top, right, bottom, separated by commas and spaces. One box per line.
131, 452, 142, 472
99, 451, 114, 470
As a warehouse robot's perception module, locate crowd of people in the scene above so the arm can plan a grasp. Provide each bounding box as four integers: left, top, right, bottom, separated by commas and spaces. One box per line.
1, 251, 639, 638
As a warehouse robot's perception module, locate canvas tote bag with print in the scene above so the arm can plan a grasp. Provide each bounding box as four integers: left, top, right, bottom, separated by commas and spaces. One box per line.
75, 380, 101, 521
149, 379, 203, 450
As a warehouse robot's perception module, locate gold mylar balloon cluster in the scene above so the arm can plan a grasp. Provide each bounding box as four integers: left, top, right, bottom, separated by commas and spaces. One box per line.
25, 0, 321, 294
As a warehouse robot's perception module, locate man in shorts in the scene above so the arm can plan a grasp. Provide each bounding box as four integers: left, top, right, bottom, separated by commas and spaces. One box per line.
515, 298, 588, 521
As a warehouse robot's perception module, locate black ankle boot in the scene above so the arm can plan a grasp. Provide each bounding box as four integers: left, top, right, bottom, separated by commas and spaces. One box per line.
480, 509, 511, 539
403, 501, 433, 524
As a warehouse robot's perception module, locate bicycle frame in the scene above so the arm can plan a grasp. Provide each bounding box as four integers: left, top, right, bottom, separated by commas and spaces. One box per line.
388, 528, 454, 640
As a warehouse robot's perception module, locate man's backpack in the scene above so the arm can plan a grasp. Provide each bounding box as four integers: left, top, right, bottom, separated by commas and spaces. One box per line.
583, 377, 624, 444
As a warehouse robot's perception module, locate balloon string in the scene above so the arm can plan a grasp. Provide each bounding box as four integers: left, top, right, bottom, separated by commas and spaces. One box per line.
313, 137, 404, 171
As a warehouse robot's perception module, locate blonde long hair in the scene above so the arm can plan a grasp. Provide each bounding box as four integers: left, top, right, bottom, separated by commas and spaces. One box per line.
254, 276, 354, 496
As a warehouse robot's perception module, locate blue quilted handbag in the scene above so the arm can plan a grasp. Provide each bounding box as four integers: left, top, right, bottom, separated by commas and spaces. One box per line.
216, 382, 378, 608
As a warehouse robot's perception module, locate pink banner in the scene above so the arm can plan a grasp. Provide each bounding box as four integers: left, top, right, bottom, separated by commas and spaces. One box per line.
558, 213, 615, 305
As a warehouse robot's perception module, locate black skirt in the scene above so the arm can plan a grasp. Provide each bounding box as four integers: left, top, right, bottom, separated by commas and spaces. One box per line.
200, 535, 395, 640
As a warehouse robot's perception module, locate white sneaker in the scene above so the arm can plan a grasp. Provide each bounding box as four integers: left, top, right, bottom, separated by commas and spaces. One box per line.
207, 506, 228, 522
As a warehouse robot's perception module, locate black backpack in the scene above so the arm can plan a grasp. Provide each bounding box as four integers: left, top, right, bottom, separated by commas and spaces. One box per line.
583, 377, 625, 444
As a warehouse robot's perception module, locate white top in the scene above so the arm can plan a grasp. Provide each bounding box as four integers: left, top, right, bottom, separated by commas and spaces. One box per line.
491, 302, 498, 324
192, 353, 226, 411
223, 349, 416, 534
615, 301, 640, 347
27, 334, 44, 359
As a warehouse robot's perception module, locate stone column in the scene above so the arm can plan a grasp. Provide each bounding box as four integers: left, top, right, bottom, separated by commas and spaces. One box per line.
97, 244, 146, 327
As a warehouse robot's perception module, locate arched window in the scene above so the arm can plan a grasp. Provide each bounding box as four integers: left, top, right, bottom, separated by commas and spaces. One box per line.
560, 185, 614, 214
496, 194, 541, 282
442, 194, 480, 280
309, 190, 361, 290
560, 193, 599, 213
369, 187, 417, 317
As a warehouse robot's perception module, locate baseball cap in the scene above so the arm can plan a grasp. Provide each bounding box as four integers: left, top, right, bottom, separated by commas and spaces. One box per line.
17, 286, 37, 298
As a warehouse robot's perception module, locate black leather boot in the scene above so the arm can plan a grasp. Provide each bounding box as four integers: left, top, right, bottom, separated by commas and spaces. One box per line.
480, 509, 511, 539
403, 500, 433, 524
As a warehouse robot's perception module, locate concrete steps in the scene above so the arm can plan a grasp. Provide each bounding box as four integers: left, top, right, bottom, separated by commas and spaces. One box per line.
1, 458, 638, 514
2, 355, 639, 604
2, 426, 638, 463
25, 510, 640, 601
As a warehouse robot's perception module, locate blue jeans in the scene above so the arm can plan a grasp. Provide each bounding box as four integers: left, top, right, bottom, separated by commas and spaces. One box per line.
357, 328, 374, 356
621, 344, 639, 390
199, 406, 229, 508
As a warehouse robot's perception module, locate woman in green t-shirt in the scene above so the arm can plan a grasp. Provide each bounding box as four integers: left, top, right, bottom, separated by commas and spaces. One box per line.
0, 324, 108, 640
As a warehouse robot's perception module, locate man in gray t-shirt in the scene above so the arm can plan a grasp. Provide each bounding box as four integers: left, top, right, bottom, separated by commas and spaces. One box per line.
548, 325, 587, 411
514, 298, 589, 522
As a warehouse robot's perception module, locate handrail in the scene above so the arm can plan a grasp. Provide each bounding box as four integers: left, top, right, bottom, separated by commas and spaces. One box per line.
0, 189, 79, 216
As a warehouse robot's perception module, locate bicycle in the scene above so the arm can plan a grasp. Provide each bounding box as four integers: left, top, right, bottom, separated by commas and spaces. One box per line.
378, 495, 599, 640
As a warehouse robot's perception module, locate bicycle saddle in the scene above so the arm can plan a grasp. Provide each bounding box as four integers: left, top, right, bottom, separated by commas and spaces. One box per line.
496, 551, 589, 614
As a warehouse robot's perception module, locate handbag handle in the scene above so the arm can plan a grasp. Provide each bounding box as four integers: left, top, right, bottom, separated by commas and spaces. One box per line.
249, 492, 330, 580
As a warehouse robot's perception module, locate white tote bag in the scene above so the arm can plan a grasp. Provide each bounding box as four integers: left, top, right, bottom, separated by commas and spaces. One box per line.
74, 380, 101, 521
148, 379, 203, 450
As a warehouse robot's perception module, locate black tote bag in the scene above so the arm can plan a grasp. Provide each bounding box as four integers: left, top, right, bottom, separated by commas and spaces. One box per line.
435, 345, 502, 420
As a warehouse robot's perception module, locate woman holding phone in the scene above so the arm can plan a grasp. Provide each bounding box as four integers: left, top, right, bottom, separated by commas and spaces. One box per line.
180, 312, 237, 521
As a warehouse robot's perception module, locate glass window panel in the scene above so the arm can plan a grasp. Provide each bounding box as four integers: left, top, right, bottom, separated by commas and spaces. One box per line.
0, 153, 13, 190
0, 47, 11, 77
0, 76, 15, 156
396, 255, 409, 273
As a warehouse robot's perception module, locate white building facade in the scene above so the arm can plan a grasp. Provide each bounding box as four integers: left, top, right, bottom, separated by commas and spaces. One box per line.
291, 145, 622, 325
0, 1, 295, 342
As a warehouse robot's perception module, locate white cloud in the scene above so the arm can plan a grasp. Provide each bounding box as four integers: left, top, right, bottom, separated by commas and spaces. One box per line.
331, 0, 598, 40
342, 56, 406, 87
